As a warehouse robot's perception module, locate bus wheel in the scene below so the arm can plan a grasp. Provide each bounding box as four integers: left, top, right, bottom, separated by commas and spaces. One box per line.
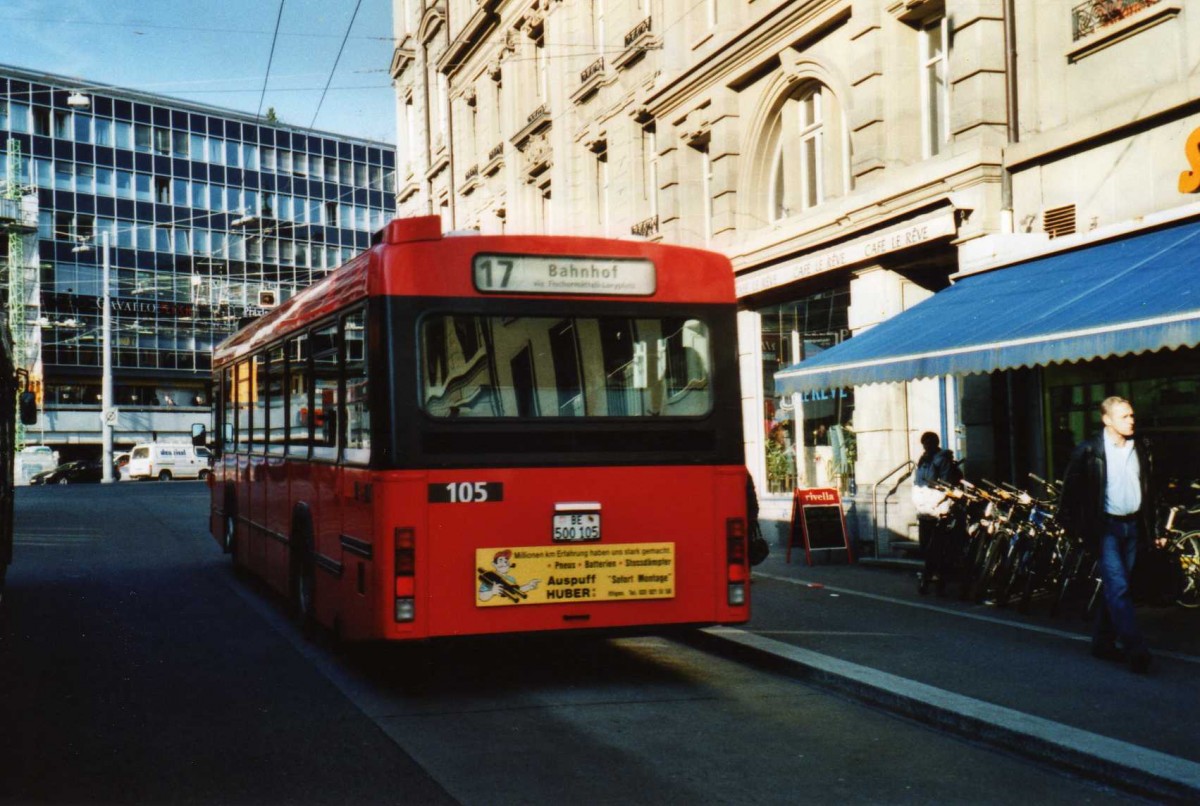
158, 470, 172, 482
224, 511, 237, 555
291, 529, 316, 634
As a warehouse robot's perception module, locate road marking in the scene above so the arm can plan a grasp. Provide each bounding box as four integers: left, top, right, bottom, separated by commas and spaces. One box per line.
15, 533, 98, 544
755, 630, 908, 637
703, 627, 1200, 801
754, 571, 1200, 666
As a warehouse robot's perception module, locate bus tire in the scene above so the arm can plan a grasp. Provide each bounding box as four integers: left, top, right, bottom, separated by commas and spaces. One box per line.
290, 519, 317, 635
158, 469, 172, 482
223, 493, 237, 557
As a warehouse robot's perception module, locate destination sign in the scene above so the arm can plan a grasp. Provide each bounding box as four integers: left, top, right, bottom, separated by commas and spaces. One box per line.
473, 254, 656, 296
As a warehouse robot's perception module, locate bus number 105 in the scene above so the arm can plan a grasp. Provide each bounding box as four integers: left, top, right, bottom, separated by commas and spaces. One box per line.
428, 482, 504, 504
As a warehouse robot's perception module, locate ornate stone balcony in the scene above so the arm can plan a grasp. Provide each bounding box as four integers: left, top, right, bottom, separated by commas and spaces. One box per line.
1071, 0, 1160, 40
631, 214, 659, 239
572, 58, 606, 105
483, 141, 504, 176
613, 17, 658, 70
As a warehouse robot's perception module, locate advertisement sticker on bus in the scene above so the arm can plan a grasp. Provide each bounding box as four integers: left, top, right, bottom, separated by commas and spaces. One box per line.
473, 254, 656, 296
476, 543, 674, 607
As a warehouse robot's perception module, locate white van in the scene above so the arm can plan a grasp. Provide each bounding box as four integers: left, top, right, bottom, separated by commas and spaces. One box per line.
127, 442, 211, 481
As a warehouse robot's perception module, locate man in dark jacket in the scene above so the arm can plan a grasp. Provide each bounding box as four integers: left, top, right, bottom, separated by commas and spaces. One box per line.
1059, 396, 1156, 673
914, 431, 963, 596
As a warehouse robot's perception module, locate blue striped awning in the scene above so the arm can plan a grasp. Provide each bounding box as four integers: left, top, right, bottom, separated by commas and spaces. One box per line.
776, 219, 1200, 394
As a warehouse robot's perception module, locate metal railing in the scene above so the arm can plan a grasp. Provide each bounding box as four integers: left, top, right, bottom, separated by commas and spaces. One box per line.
580, 58, 604, 84
526, 103, 548, 126
624, 16, 652, 48
630, 214, 659, 238
1071, 0, 1159, 40
871, 460, 914, 558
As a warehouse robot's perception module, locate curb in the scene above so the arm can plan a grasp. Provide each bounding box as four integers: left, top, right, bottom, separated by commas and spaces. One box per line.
698, 627, 1200, 803
854, 557, 922, 571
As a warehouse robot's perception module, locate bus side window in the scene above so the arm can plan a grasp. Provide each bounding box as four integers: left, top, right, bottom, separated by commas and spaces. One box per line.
267, 345, 285, 455
343, 309, 369, 464
252, 353, 268, 453
221, 367, 235, 453
235, 359, 252, 452
287, 334, 311, 459
311, 322, 339, 460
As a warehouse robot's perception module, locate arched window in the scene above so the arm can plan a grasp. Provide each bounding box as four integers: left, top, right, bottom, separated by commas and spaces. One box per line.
758, 81, 850, 225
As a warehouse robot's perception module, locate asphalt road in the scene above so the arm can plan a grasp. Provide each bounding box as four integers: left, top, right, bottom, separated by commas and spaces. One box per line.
0, 483, 1134, 804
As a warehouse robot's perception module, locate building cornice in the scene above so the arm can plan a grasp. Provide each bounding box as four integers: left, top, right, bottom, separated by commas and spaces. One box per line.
731, 148, 1001, 273
440, 1, 500, 76
643, 0, 849, 121
0, 62, 394, 148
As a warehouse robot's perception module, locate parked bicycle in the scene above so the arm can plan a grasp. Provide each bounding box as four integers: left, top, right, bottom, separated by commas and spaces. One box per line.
1159, 490, 1200, 609
924, 474, 1200, 616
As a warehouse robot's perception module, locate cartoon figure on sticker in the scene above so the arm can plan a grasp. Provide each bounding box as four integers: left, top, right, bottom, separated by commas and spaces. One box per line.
478, 549, 541, 602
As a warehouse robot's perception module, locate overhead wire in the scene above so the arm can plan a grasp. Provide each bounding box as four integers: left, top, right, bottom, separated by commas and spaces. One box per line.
308, 0, 363, 130
0, 14, 390, 40
256, 0, 287, 119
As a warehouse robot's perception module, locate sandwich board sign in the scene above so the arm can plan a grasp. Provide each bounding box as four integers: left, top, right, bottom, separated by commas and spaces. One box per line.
787, 487, 852, 566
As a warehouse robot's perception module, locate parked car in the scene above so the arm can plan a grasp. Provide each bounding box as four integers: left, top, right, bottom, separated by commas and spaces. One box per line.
16, 445, 60, 485
113, 452, 131, 482
29, 460, 103, 486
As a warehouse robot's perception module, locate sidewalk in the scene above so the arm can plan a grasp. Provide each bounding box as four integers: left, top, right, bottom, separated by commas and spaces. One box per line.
700, 552, 1200, 801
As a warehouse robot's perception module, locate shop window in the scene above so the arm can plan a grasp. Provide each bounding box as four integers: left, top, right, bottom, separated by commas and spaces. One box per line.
760, 291, 855, 494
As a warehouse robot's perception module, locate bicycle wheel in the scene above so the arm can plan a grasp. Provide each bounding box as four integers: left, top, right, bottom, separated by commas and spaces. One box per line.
973, 530, 1011, 603
1049, 540, 1087, 617
1176, 531, 1200, 609
1019, 533, 1057, 613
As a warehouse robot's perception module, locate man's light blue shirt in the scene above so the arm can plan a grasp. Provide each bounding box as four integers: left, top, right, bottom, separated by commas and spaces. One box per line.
1103, 430, 1141, 516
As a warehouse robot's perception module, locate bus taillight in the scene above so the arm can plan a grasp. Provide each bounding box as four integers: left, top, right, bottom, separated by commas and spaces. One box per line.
394, 527, 415, 622
726, 518, 747, 606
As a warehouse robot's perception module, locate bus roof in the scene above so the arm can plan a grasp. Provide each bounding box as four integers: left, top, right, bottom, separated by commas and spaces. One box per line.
213, 216, 735, 366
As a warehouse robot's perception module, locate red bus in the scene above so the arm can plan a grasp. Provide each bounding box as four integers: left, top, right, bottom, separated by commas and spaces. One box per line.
202, 215, 749, 641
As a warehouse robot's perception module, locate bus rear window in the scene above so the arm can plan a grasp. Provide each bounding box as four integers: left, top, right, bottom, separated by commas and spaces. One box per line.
420, 315, 712, 418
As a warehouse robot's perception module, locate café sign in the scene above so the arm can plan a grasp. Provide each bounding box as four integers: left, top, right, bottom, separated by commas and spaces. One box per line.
736, 211, 957, 297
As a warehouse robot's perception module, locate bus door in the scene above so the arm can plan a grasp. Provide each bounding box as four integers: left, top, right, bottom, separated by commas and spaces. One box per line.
232, 359, 255, 568
261, 346, 291, 588
338, 309, 373, 625
309, 322, 344, 612
247, 352, 270, 577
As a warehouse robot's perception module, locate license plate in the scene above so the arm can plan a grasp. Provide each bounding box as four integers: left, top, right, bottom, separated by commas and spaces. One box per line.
552, 512, 600, 542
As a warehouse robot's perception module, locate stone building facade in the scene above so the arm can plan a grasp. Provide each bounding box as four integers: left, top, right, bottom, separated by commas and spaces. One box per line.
392, 0, 1200, 554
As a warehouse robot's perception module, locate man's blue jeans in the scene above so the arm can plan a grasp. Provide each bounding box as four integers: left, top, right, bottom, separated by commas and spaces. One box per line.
1094, 518, 1145, 653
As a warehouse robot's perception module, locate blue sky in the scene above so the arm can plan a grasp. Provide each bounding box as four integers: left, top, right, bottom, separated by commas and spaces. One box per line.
0, 0, 397, 144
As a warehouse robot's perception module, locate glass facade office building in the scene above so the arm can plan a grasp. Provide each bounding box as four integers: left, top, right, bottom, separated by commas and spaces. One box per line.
0, 65, 395, 434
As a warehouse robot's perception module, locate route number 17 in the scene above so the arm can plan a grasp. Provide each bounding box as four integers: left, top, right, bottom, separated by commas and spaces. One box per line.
477, 258, 514, 289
